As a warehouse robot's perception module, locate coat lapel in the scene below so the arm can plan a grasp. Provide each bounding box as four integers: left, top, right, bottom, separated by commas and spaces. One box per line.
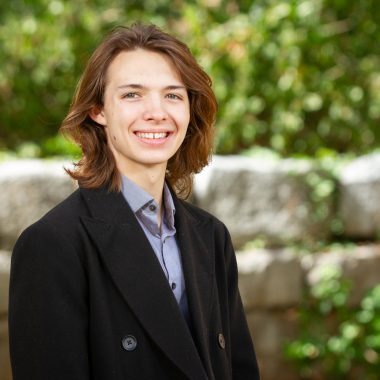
79, 187, 207, 380
174, 198, 215, 379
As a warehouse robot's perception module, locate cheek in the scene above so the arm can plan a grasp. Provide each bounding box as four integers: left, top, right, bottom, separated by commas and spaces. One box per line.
104, 125, 119, 145
179, 107, 190, 128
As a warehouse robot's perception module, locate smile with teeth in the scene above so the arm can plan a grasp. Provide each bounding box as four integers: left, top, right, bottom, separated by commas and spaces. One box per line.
135, 132, 169, 139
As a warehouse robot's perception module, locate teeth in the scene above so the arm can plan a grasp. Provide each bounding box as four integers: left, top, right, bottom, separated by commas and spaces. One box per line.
136, 132, 168, 139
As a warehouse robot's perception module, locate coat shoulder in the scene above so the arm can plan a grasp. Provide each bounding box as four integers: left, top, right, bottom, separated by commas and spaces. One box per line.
177, 198, 224, 227
175, 199, 232, 250
42, 188, 86, 224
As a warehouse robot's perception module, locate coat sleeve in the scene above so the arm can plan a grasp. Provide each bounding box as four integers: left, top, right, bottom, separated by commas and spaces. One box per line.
222, 224, 260, 379
8, 219, 90, 380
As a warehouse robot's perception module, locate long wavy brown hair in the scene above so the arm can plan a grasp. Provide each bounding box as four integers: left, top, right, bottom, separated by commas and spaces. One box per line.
60, 23, 217, 198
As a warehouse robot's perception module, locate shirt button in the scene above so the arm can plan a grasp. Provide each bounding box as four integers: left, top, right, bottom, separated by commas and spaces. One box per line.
171, 282, 177, 290
217, 333, 226, 349
149, 204, 156, 212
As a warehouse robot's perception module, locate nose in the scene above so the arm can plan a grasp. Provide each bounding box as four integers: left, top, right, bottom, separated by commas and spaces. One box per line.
143, 95, 168, 122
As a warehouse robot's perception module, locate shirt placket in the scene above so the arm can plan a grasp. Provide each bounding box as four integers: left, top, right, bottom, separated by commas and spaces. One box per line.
161, 229, 181, 298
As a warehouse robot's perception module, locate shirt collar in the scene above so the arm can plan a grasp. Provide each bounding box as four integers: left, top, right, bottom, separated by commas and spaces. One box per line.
121, 175, 176, 229
121, 175, 152, 213
163, 182, 176, 229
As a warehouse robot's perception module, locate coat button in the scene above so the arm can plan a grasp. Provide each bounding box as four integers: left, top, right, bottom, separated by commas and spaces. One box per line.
122, 335, 137, 351
217, 333, 226, 349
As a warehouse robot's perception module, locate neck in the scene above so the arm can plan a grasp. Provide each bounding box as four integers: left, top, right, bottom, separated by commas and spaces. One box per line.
118, 164, 166, 208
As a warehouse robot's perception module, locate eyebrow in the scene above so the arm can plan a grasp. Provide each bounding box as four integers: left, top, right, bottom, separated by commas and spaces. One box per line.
117, 84, 187, 91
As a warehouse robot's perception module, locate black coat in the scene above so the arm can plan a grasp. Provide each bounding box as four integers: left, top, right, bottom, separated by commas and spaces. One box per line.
9, 186, 260, 380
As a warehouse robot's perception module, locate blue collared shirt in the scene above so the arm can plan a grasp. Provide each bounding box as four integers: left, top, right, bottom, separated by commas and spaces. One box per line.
121, 175, 189, 321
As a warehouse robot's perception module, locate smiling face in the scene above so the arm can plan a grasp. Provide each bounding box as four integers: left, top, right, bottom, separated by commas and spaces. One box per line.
90, 49, 190, 178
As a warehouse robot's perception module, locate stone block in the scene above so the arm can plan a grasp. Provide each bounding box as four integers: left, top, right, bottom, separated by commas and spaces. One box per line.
338, 153, 380, 238
237, 248, 303, 310
246, 309, 299, 380
0, 159, 76, 250
0, 317, 12, 380
0, 251, 11, 316
194, 155, 334, 248
0, 251, 12, 380
304, 244, 380, 307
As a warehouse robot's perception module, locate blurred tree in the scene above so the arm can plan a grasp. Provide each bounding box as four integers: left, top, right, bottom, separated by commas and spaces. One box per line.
185, 0, 380, 156
0, 0, 379, 156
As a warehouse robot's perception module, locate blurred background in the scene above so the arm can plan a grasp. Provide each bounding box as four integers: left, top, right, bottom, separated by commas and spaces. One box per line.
1, 0, 380, 159
1, 1, 380, 380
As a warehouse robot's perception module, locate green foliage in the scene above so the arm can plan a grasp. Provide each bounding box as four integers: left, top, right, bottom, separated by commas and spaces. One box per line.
191, 0, 380, 155
1, 0, 380, 156
285, 266, 380, 379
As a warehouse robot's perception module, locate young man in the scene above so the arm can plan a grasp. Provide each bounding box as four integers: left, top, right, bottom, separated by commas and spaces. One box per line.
9, 24, 260, 380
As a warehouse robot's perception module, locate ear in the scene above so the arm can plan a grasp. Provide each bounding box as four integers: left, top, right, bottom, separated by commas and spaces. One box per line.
89, 106, 107, 126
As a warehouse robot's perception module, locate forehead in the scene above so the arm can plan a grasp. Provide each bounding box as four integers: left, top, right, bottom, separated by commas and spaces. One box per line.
105, 49, 183, 86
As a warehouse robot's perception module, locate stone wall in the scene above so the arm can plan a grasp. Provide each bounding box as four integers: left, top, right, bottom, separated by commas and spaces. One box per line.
193, 155, 335, 247
238, 245, 380, 380
193, 153, 380, 248
0, 159, 77, 250
0, 250, 11, 380
1, 155, 380, 380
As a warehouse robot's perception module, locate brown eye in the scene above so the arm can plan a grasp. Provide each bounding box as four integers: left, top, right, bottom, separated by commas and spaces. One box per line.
166, 93, 181, 100
123, 92, 139, 99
